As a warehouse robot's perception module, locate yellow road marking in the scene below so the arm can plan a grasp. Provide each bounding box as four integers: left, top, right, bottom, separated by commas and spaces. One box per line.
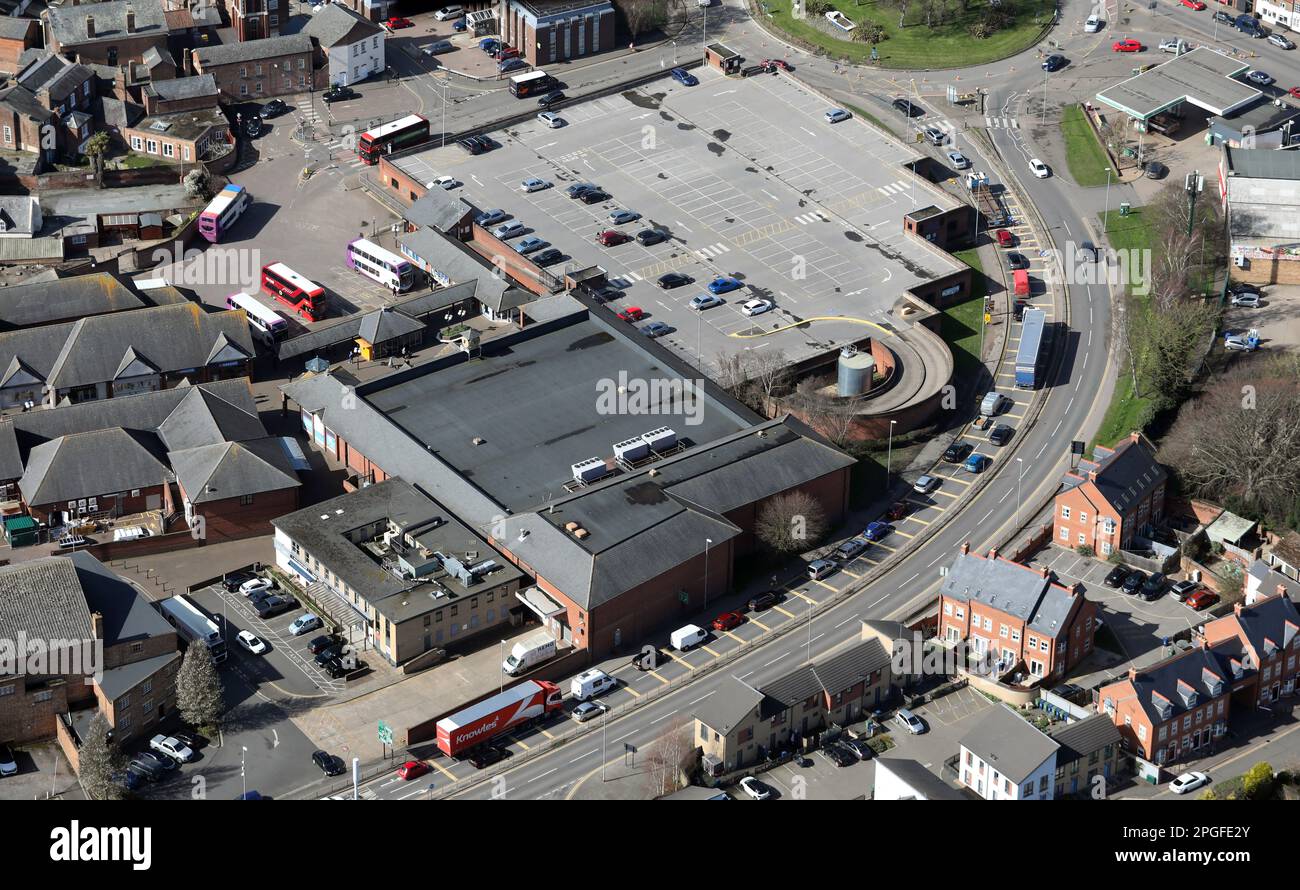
430, 759, 457, 781
773, 605, 797, 618
511, 735, 532, 751
749, 616, 772, 632
621, 684, 642, 698
700, 643, 722, 658
648, 669, 670, 685
727, 315, 892, 339
906, 515, 931, 526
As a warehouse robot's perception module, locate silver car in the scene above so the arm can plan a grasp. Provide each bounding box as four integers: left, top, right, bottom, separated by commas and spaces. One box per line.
895, 708, 926, 735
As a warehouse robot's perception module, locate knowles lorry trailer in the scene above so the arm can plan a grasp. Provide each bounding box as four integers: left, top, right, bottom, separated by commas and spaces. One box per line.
436, 680, 564, 757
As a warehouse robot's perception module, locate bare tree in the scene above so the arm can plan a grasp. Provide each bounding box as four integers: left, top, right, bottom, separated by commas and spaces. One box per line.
643, 714, 695, 797
620, 0, 667, 39
755, 490, 829, 554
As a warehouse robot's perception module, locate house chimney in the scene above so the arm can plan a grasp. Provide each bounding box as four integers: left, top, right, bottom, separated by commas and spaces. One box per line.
1069, 581, 1083, 597
1128, 666, 1139, 682
126, 7, 136, 32
90, 611, 104, 640
1088, 469, 1099, 482
988, 547, 999, 561
1040, 565, 1051, 579
1280, 583, 1292, 599
86, 15, 95, 38
960, 541, 970, 556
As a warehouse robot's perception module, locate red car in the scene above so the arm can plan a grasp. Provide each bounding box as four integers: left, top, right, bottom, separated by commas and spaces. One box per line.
885, 501, 908, 522
617, 306, 645, 322
712, 611, 745, 632
1112, 39, 1143, 52
1179, 0, 1206, 9
597, 229, 632, 246
995, 228, 1014, 248
761, 58, 792, 71
386, 16, 414, 28
397, 760, 430, 780
1186, 590, 1220, 611
1289, 87, 1300, 100
495, 47, 520, 60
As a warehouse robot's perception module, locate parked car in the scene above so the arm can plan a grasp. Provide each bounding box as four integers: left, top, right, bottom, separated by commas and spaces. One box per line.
492, 221, 526, 240
995, 228, 1014, 248
1179, 0, 1206, 9
1103, 565, 1131, 588
150, 735, 195, 763
617, 306, 646, 323
748, 590, 781, 612
963, 453, 990, 473
537, 111, 564, 128
740, 298, 774, 316
1168, 580, 1200, 601
641, 321, 673, 338
321, 657, 350, 679
566, 182, 599, 198
707, 276, 743, 295
222, 570, 257, 592
597, 229, 632, 247
579, 189, 610, 205
657, 272, 692, 289
499, 58, 528, 74
1006, 252, 1030, 271
913, 474, 940, 494
532, 248, 563, 266
858, 522, 890, 544
236, 630, 267, 655
636, 228, 668, 245
172, 730, 205, 752
290, 614, 323, 636
1269, 33, 1295, 49
825, 108, 852, 124
521, 177, 552, 192
321, 84, 358, 103
1140, 572, 1167, 600
1170, 771, 1211, 794
261, 98, 288, 118
239, 577, 273, 597
842, 738, 874, 760
690, 293, 725, 311
943, 442, 972, 463
892, 97, 924, 117
922, 125, 946, 145
1085, 13, 1103, 32
739, 776, 773, 799
387, 16, 414, 28
314, 642, 346, 666
1231, 292, 1262, 308
608, 209, 641, 225
712, 610, 745, 631
670, 67, 698, 86
538, 90, 566, 106
823, 742, 857, 767
988, 424, 1014, 446
572, 701, 606, 723
255, 595, 296, 619
308, 634, 341, 655
514, 236, 549, 255
947, 150, 971, 170
312, 750, 345, 776
590, 284, 623, 302
1144, 161, 1168, 180
1214, 10, 1235, 24
0, 744, 17, 777
886, 501, 908, 521
397, 760, 430, 780
1186, 589, 1220, 610
834, 537, 869, 561
1247, 69, 1274, 85
895, 708, 927, 734
1112, 39, 1144, 53
807, 559, 837, 581
1122, 570, 1147, 595
127, 756, 166, 781
475, 208, 508, 227
468, 746, 508, 769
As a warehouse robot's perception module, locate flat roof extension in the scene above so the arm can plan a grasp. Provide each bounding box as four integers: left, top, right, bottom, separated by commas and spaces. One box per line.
1096, 47, 1258, 120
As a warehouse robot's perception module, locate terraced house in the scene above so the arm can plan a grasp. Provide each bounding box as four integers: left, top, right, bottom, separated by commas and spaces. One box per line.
1055, 432, 1167, 557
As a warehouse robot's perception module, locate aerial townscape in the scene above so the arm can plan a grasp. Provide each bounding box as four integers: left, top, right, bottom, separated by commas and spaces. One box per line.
0, 0, 1298, 835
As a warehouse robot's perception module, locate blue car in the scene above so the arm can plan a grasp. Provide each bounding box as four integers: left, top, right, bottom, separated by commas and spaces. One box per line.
453, 18, 467, 31
863, 521, 894, 542
500, 58, 527, 73
707, 276, 742, 295
964, 453, 990, 474
671, 67, 698, 86
480, 38, 500, 53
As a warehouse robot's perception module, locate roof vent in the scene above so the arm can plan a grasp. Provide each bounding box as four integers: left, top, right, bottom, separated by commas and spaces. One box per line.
472, 436, 485, 445
574, 527, 589, 540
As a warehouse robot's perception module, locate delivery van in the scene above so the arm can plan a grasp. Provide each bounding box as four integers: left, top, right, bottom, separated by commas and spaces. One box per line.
502, 631, 557, 676
571, 669, 617, 701
670, 624, 708, 650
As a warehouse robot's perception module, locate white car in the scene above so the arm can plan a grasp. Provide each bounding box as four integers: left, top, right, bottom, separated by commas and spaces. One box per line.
740, 298, 774, 317
537, 111, 565, 128
149, 734, 195, 763
433, 175, 459, 190
895, 708, 927, 735
236, 630, 267, 655
1170, 771, 1211, 795
947, 150, 970, 170
739, 776, 772, 800
239, 577, 273, 597
1084, 14, 1103, 33
913, 474, 940, 494
1029, 158, 1050, 178
0, 744, 16, 777
521, 177, 551, 192
1246, 69, 1274, 85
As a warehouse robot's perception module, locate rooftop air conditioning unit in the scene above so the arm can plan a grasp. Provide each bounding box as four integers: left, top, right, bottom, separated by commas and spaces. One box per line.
572, 457, 606, 484
613, 436, 649, 462
641, 426, 677, 452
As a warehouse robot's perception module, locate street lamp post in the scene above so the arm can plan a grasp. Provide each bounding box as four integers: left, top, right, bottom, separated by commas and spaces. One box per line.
1102, 167, 1113, 233
498, 640, 505, 693
240, 745, 248, 800
886, 420, 897, 490
600, 704, 608, 782
438, 79, 450, 149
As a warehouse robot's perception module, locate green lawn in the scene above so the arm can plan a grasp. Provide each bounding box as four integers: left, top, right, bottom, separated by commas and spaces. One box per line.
758, 0, 1053, 70
942, 248, 987, 380
1091, 209, 1157, 449
1059, 105, 1112, 188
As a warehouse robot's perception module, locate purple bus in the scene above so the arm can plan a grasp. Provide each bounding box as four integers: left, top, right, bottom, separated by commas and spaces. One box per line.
346, 238, 416, 292
198, 184, 251, 243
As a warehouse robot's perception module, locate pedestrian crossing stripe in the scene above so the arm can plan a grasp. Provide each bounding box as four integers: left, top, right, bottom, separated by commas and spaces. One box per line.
985, 117, 1020, 129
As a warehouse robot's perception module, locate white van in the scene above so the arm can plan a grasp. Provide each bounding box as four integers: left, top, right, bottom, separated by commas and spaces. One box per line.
112, 526, 150, 542
502, 631, 557, 676
980, 392, 1010, 417
434, 5, 464, 20
571, 669, 617, 701
670, 624, 708, 650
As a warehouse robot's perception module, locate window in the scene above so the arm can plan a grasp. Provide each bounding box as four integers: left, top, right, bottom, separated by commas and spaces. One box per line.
184, 146, 191, 161
1138, 725, 1147, 741
1079, 512, 1087, 524
1101, 542, 1113, 556
1010, 630, 1020, 642
239, 84, 249, 97
2, 125, 10, 144
141, 680, 152, 695
1060, 527, 1069, 541
32, 689, 53, 703
1078, 533, 1086, 544
982, 617, 992, 632
240, 66, 247, 78
944, 602, 953, 616
146, 139, 158, 154
131, 135, 142, 150
1061, 505, 1071, 520
240, 494, 254, 506
120, 694, 131, 709
999, 624, 1008, 638
163, 142, 174, 158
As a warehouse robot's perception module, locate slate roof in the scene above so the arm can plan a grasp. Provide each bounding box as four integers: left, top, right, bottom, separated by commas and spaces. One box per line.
98, 650, 179, 700
1211, 593, 1300, 664
143, 73, 217, 102
403, 190, 473, 232
960, 703, 1060, 784
0, 195, 38, 236
358, 306, 424, 345
276, 283, 477, 360
0, 83, 50, 120
1247, 560, 1300, 600
0, 303, 253, 393
194, 33, 311, 67
169, 437, 300, 503
397, 227, 531, 312
1106, 642, 1244, 726
303, 2, 382, 48
1048, 713, 1123, 766
0, 271, 144, 331
1063, 433, 1167, 516
760, 637, 890, 715
48, 0, 170, 48
15, 53, 93, 103
156, 384, 265, 452
19, 427, 172, 506
0, 17, 36, 42
692, 674, 764, 736
941, 548, 1082, 638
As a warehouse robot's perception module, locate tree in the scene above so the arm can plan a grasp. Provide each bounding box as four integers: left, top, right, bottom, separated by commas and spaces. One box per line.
643, 714, 694, 797
183, 168, 212, 201
1243, 762, 1275, 799
78, 712, 127, 800
176, 645, 225, 730
755, 490, 829, 554
620, 0, 667, 39
1219, 561, 1244, 602
84, 131, 110, 180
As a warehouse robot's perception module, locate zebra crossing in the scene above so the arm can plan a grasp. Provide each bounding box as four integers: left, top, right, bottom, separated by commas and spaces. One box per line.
985, 117, 1020, 130
696, 241, 731, 259
876, 180, 911, 196
792, 211, 829, 225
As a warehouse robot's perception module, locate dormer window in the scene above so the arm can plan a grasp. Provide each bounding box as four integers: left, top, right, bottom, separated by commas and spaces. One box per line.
1202, 668, 1223, 697
1152, 693, 1173, 720
1177, 682, 1198, 710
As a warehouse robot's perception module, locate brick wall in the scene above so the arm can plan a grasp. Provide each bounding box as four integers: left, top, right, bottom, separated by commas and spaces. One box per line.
193, 487, 302, 543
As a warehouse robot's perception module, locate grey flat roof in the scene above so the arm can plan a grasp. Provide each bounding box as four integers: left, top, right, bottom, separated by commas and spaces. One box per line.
362, 313, 750, 511
1096, 47, 1258, 119
1224, 143, 1300, 180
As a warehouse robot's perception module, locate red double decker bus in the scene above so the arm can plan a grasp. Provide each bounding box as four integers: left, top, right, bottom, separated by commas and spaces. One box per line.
261, 263, 326, 322
357, 114, 429, 165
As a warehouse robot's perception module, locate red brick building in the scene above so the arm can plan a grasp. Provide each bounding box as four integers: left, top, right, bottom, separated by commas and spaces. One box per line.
939, 543, 1098, 683
1055, 432, 1167, 557
1201, 592, 1300, 706
498, 0, 615, 67
0, 17, 40, 75
191, 33, 316, 100
230, 0, 286, 42
43, 0, 171, 67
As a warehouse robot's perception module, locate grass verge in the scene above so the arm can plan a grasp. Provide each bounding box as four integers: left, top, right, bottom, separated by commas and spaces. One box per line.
1059, 104, 1112, 188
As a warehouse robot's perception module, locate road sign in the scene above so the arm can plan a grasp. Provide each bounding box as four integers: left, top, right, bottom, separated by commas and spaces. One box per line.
378, 720, 393, 746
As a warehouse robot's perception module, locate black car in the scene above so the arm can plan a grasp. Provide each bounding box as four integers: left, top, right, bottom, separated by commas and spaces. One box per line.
1103, 565, 1130, 588
255, 595, 297, 619
221, 571, 257, 592
470, 135, 495, 152
307, 634, 340, 655
312, 750, 345, 776
128, 758, 164, 782
657, 272, 692, 289
1042, 54, 1067, 72
314, 643, 346, 667
244, 115, 264, 138
1140, 572, 1167, 601
748, 590, 781, 612
636, 228, 668, 246
823, 742, 856, 767
458, 138, 483, 155
1006, 252, 1029, 271
322, 657, 350, 679
321, 84, 357, 103
538, 90, 566, 106
566, 182, 599, 199
1214, 10, 1234, 23
590, 284, 623, 302
988, 424, 1013, 446
136, 751, 177, 774
580, 189, 610, 205
1144, 161, 1168, 180
172, 730, 205, 751
468, 746, 507, 769
942, 442, 973, 463
1122, 570, 1147, 595
261, 99, 289, 118
247, 587, 275, 607
892, 97, 924, 117
532, 247, 563, 266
